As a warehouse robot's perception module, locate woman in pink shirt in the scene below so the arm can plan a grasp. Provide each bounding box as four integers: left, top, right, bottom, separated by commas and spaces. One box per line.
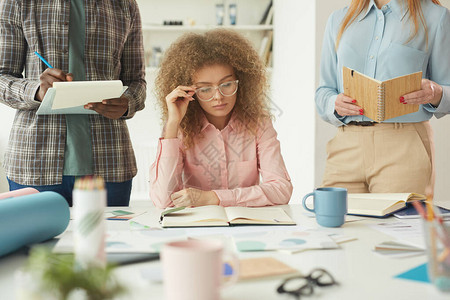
150, 29, 292, 208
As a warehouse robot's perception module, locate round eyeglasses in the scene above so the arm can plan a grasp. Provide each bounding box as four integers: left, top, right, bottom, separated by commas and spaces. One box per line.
194, 80, 239, 102
277, 268, 338, 299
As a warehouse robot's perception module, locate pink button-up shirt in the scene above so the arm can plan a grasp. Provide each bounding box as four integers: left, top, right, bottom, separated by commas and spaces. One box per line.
149, 114, 292, 208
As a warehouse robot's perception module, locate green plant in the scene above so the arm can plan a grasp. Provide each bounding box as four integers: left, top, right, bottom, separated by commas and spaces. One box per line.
24, 247, 127, 300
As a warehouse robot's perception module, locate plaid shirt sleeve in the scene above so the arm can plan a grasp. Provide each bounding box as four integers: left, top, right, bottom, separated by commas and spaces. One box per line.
121, 0, 146, 119
0, 0, 41, 110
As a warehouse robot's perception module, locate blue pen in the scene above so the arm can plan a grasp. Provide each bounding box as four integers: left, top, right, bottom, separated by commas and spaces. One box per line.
34, 51, 53, 68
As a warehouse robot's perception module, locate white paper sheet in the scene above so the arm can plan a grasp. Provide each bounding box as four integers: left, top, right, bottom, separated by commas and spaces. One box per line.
369, 219, 425, 249
51, 80, 124, 109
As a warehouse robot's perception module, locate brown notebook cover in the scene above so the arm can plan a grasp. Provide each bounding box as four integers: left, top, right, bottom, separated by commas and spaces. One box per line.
239, 257, 298, 280
343, 67, 422, 122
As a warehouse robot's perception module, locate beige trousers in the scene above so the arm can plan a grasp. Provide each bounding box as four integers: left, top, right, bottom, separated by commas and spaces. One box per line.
322, 121, 434, 194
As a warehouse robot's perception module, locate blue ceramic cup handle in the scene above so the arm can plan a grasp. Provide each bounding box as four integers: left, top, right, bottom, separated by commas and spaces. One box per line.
302, 192, 315, 213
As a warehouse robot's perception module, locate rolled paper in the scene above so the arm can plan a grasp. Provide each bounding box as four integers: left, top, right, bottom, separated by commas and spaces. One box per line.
73, 177, 107, 268
0, 191, 70, 257
0, 188, 39, 200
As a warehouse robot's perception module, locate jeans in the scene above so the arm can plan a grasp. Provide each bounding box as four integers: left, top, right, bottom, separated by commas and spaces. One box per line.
7, 176, 132, 206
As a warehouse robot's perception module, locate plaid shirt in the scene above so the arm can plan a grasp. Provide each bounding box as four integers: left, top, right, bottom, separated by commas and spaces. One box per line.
0, 0, 146, 185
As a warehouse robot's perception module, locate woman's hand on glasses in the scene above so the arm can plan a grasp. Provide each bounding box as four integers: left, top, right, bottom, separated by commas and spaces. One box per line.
164, 86, 196, 138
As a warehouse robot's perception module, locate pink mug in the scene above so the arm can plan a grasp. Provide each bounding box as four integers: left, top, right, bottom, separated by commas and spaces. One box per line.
161, 239, 239, 300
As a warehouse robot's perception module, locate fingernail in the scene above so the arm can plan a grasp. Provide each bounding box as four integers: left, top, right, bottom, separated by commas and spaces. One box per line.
399, 96, 404, 101
360, 112, 364, 115
352, 100, 356, 103
359, 109, 363, 113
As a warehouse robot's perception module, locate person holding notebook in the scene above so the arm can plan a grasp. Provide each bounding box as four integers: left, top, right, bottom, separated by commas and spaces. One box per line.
316, 0, 449, 194
0, 1, 146, 205
150, 29, 292, 208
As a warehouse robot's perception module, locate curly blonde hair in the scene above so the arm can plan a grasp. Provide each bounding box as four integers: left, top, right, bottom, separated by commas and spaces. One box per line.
155, 29, 271, 148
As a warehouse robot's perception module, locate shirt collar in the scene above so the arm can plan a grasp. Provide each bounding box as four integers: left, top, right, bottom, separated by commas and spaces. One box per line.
358, 0, 408, 22
388, 0, 408, 21
358, 0, 377, 22
199, 111, 237, 132
200, 112, 211, 132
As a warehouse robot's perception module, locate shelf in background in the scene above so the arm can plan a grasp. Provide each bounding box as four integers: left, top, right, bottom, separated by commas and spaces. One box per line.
142, 24, 273, 32
145, 67, 273, 73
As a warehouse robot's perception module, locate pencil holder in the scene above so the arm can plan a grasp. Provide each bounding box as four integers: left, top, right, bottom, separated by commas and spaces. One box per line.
423, 220, 450, 292
73, 176, 107, 269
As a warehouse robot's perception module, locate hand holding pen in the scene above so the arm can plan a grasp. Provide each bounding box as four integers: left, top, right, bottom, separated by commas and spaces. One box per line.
34, 51, 127, 119
34, 51, 73, 102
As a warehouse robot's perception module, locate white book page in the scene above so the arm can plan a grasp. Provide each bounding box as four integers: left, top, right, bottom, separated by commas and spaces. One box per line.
51, 80, 124, 109
163, 206, 228, 225
348, 193, 412, 201
348, 193, 422, 215
224, 207, 293, 224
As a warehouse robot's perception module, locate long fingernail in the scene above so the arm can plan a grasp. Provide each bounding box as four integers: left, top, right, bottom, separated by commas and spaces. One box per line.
352, 100, 356, 103
359, 109, 363, 113
399, 97, 404, 102
360, 112, 364, 115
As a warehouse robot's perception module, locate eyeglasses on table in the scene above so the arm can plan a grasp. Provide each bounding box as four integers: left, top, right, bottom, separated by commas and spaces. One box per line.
276, 268, 339, 299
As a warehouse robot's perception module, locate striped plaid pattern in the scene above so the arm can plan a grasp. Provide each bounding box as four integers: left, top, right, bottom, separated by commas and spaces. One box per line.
0, 0, 146, 185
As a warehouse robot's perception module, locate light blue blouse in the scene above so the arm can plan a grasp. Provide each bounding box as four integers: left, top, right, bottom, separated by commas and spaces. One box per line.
316, 0, 450, 126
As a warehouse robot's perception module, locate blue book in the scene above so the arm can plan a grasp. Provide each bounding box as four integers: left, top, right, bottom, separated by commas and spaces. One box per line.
394, 202, 450, 219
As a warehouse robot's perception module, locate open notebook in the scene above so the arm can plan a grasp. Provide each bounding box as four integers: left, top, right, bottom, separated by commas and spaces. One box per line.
36, 80, 126, 115
343, 67, 422, 122
160, 205, 296, 228
348, 193, 426, 217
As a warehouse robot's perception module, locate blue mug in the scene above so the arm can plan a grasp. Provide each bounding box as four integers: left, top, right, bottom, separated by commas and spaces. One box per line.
302, 187, 347, 227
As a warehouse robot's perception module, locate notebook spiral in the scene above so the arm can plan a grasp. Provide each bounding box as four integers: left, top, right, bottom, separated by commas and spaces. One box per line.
377, 85, 385, 122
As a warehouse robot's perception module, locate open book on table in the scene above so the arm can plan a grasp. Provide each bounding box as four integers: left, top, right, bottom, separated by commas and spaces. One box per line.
160, 205, 296, 228
348, 193, 426, 217
343, 67, 422, 122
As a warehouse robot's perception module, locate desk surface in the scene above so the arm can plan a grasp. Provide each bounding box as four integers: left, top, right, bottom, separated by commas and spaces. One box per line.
1, 204, 448, 300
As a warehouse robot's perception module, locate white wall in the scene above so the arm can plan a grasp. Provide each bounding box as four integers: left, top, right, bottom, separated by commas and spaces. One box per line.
430, 0, 450, 209
272, 0, 316, 203
0, 106, 14, 192
314, 0, 450, 208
